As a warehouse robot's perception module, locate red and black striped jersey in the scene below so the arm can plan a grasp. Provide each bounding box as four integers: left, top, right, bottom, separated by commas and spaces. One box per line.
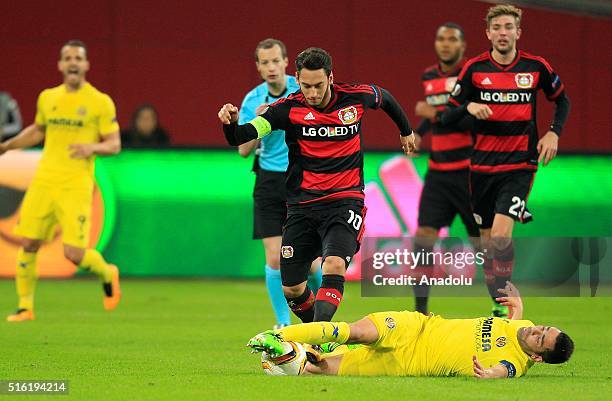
421, 60, 472, 171
449, 50, 565, 174
259, 82, 383, 205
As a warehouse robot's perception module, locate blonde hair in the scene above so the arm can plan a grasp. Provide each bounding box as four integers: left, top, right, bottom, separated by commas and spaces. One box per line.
486, 4, 522, 28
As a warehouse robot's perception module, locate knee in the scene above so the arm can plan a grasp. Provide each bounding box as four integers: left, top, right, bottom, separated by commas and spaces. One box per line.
282, 283, 306, 298
266, 254, 281, 269
22, 239, 42, 253
490, 235, 512, 251
64, 246, 85, 265
322, 256, 346, 275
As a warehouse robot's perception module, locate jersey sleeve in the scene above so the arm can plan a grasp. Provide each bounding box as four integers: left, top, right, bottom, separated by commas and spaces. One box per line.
538, 59, 565, 100
34, 91, 47, 127
360, 84, 383, 109
239, 92, 257, 125
499, 356, 533, 378
257, 99, 290, 133
98, 94, 120, 136
448, 64, 475, 107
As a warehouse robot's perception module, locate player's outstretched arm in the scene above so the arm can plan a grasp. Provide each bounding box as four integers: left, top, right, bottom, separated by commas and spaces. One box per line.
472, 356, 510, 379
0, 124, 45, 156
495, 281, 524, 320
378, 88, 416, 156
219, 103, 269, 147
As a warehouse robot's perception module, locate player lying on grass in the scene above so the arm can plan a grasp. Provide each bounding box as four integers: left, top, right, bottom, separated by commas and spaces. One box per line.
247, 282, 574, 378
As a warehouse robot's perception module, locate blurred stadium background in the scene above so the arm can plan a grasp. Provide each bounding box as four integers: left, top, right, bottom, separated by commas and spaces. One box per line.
0, 2, 611, 399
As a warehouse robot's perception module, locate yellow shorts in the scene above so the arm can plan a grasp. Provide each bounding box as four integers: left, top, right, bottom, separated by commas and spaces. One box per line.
338, 311, 428, 376
14, 182, 93, 248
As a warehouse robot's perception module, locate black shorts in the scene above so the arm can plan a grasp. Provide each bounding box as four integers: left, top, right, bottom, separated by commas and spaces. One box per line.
280, 199, 367, 287
470, 170, 535, 229
253, 170, 287, 239
418, 169, 480, 237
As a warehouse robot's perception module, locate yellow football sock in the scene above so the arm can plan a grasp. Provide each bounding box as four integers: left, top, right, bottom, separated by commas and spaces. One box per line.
278, 322, 350, 345
16, 248, 38, 311
80, 249, 112, 283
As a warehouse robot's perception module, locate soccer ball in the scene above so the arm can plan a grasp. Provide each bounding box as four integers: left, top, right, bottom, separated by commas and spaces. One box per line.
261, 341, 307, 376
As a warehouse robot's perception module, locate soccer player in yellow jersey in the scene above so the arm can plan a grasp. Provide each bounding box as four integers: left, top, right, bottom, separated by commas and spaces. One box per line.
248, 282, 574, 378
0, 40, 122, 322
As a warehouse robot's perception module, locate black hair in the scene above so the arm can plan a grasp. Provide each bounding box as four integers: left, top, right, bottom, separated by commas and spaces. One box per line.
295, 47, 332, 76
542, 332, 574, 364
438, 22, 465, 41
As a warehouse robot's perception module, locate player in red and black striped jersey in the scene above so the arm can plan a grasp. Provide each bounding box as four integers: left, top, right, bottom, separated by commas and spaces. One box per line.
219, 47, 416, 323
442, 4, 570, 317
411, 23, 480, 314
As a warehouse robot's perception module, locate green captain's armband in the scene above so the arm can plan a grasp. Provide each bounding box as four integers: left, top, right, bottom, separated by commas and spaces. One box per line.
249, 116, 273, 139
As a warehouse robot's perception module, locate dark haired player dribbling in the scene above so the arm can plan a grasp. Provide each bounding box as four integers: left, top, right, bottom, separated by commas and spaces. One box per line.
442, 4, 570, 317
219, 48, 416, 323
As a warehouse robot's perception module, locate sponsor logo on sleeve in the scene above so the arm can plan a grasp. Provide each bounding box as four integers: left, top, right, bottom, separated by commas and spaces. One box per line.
445, 77, 458, 92
451, 83, 462, 97
385, 317, 396, 329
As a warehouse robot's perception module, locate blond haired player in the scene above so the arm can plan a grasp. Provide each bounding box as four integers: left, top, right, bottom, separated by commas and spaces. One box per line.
0, 40, 121, 322
248, 282, 574, 378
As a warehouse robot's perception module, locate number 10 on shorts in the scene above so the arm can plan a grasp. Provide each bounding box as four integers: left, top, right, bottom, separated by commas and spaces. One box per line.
347, 210, 363, 231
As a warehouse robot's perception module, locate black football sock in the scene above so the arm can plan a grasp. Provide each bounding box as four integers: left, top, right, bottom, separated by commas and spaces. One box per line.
285, 286, 315, 323
313, 274, 345, 322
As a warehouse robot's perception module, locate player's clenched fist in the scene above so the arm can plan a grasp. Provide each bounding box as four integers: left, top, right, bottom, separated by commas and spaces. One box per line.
400, 132, 417, 156
218, 104, 239, 125
467, 102, 493, 120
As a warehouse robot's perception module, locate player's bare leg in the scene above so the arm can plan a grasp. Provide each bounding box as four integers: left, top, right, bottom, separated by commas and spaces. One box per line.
482, 214, 515, 317
7, 237, 41, 322
413, 226, 438, 314
64, 244, 121, 311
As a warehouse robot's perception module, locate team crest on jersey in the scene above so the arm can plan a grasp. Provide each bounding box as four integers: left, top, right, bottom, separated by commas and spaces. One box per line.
77, 106, 87, 116
385, 317, 396, 329
496, 336, 507, 348
281, 246, 294, 259
445, 77, 458, 93
338, 106, 358, 125
515, 73, 534, 89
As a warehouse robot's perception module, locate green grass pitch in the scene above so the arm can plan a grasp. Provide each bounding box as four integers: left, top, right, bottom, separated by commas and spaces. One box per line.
1, 279, 610, 400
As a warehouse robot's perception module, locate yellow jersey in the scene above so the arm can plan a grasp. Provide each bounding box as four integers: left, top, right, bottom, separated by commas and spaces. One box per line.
410, 315, 535, 377
34, 82, 119, 187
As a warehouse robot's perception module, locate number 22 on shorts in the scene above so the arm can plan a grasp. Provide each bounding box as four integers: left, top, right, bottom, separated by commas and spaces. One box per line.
508, 196, 526, 218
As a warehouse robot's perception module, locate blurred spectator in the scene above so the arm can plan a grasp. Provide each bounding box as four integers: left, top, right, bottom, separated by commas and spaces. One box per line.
0, 91, 23, 142
121, 104, 170, 148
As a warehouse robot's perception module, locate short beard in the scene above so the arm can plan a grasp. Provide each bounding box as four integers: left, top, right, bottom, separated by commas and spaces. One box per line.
314, 85, 331, 108
440, 54, 461, 66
